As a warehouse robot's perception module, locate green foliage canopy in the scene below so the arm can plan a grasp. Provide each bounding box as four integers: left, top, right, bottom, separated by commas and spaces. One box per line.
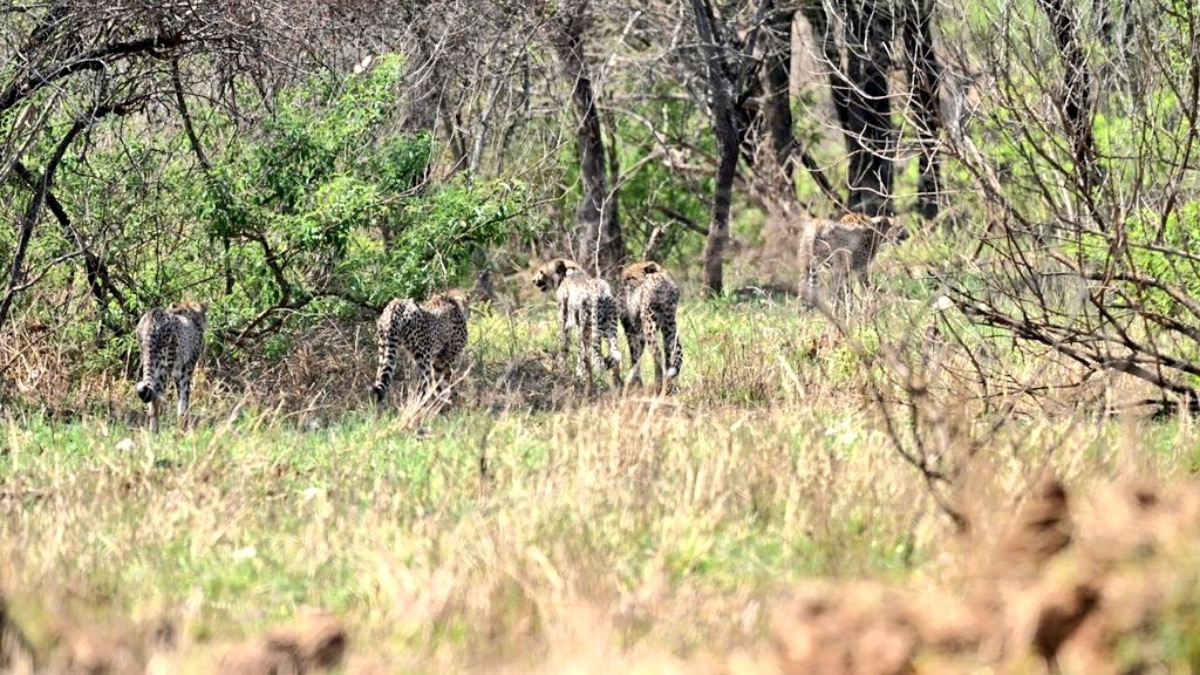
196, 53, 529, 331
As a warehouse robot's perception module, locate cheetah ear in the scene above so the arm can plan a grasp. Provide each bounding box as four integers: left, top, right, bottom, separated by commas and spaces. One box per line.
644, 261, 660, 274
555, 259, 567, 274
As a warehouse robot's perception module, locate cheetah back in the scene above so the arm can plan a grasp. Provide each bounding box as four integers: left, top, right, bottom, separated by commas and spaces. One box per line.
620, 265, 682, 384
135, 303, 206, 430
373, 294, 469, 403
552, 270, 622, 384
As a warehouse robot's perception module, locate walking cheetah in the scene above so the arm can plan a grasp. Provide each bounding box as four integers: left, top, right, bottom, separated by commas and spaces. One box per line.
619, 261, 682, 393
532, 258, 622, 392
372, 289, 470, 407
801, 213, 909, 309
134, 300, 207, 431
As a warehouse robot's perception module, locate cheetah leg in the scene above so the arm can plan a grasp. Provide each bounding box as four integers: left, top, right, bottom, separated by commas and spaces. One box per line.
135, 335, 160, 404
605, 326, 622, 389
414, 355, 436, 401
149, 363, 169, 432
147, 398, 159, 433
621, 314, 644, 388
809, 270, 824, 309
588, 298, 621, 391
152, 364, 169, 407
643, 318, 666, 394
843, 272, 863, 313
579, 323, 596, 394
829, 265, 849, 313
175, 370, 191, 421
373, 330, 399, 409
664, 321, 683, 395
588, 314, 612, 390
852, 270, 870, 312
432, 353, 454, 403
135, 329, 167, 432
558, 298, 572, 372
562, 326, 575, 375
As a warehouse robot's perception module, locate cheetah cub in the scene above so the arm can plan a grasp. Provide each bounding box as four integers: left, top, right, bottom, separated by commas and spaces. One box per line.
135, 300, 207, 431
802, 213, 909, 310
532, 258, 622, 392
373, 289, 470, 408
619, 261, 682, 394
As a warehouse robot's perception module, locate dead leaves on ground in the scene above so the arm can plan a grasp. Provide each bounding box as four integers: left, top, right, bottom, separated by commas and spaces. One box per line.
770, 475, 1200, 675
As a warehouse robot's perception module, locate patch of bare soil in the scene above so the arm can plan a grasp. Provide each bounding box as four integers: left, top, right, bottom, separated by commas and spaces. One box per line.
0, 594, 36, 673
0, 603, 346, 675
218, 611, 347, 675
6, 476, 1200, 674
768, 475, 1200, 675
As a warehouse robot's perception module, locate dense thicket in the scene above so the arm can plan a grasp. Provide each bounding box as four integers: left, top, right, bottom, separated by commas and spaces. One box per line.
2, 0, 1200, 416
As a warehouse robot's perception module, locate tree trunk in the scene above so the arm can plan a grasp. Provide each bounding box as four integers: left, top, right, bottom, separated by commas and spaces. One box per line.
760, 1, 798, 196
1036, 0, 1100, 194
757, 3, 843, 207
846, 0, 896, 215
692, 0, 742, 296
552, 0, 625, 278
0, 124, 87, 333
903, 0, 943, 220
12, 161, 130, 320
172, 58, 237, 294
804, 0, 897, 216
0, 97, 145, 334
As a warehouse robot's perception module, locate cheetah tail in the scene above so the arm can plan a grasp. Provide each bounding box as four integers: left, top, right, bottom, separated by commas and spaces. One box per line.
373, 319, 402, 403
135, 337, 158, 402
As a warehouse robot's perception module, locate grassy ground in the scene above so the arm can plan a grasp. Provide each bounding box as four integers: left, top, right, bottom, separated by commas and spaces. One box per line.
2, 254, 1200, 672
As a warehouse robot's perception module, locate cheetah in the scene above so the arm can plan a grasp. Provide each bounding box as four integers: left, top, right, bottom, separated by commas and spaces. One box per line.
532, 258, 622, 392
801, 213, 909, 310
372, 289, 470, 408
134, 300, 207, 431
619, 261, 682, 393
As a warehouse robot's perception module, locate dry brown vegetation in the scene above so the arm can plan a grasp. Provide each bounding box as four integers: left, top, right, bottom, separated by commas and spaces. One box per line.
4, 468, 1199, 674
3, 261, 1200, 675
4, 0, 1200, 670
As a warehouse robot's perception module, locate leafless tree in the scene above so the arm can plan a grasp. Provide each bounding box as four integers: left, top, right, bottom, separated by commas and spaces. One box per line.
801, 0, 899, 217
1035, 0, 1100, 195
933, 0, 1200, 416
901, 0, 943, 220
689, 0, 745, 295
550, 0, 626, 279
0, 2, 262, 333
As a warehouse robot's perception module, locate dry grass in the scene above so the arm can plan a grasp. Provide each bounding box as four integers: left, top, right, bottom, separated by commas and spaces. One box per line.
2, 270, 1200, 673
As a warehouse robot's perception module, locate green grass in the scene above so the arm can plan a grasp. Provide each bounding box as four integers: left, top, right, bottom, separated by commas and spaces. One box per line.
3, 285, 1200, 672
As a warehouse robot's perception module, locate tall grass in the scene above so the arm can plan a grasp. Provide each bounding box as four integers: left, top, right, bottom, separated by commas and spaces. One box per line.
1, 269, 1197, 671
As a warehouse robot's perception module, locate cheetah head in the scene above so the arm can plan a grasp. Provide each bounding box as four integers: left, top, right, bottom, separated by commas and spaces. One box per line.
437, 289, 471, 315
169, 300, 208, 330
872, 216, 909, 244
169, 299, 207, 314
620, 260, 663, 287
533, 258, 582, 292
845, 214, 908, 244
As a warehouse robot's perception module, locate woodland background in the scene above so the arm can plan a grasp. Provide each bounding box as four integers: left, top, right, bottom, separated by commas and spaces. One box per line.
4, 1, 1200, 673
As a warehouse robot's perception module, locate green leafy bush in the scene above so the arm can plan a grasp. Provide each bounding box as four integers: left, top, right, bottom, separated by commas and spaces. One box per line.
3, 52, 533, 379
196, 54, 530, 331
